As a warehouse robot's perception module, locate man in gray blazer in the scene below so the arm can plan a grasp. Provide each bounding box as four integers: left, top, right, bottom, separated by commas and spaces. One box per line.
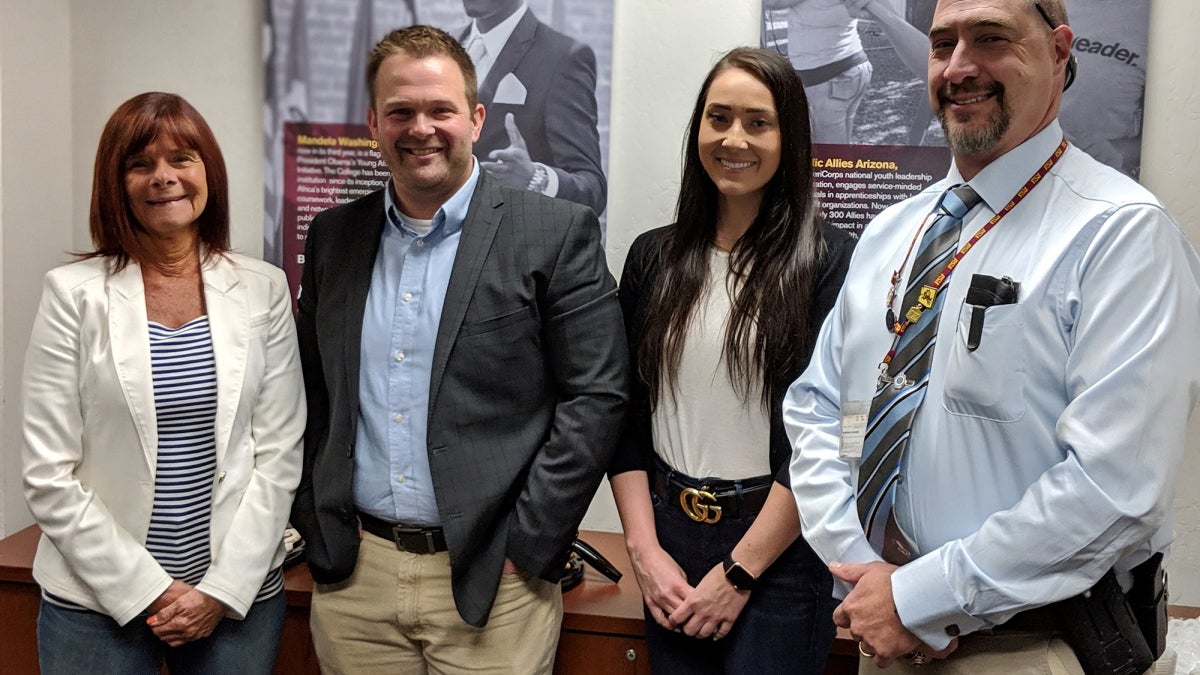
290, 24, 627, 673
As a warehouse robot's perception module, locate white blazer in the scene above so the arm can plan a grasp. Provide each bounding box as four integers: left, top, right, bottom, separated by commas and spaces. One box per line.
21, 251, 305, 626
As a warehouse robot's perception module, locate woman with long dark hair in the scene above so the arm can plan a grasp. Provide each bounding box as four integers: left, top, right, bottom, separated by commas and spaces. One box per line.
609, 47, 854, 673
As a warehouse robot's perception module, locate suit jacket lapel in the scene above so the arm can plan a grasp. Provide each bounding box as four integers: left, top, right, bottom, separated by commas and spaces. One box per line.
429, 173, 503, 412
343, 195, 387, 409
478, 11, 538, 104
107, 262, 158, 470
202, 255, 245, 466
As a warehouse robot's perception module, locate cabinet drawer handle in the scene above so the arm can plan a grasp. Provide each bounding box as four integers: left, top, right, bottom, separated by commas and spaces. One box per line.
625, 648, 637, 662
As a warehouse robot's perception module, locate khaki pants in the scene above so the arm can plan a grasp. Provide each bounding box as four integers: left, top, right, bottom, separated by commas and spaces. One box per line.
310, 531, 562, 675
859, 633, 1161, 675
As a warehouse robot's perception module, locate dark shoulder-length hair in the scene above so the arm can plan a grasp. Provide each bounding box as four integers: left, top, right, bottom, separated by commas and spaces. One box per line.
639, 46, 826, 409
86, 92, 230, 271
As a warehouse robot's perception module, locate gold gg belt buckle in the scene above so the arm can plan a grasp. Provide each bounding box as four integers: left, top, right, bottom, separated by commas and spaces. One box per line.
679, 487, 722, 523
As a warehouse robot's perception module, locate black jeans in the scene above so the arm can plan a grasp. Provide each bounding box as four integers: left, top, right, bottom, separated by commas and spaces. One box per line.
644, 476, 837, 675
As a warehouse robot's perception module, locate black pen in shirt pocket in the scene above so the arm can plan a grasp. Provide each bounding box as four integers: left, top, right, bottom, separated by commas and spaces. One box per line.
964, 274, 1020, 351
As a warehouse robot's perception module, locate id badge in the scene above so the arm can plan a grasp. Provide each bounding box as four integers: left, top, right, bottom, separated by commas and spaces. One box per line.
839, 400, 869, 460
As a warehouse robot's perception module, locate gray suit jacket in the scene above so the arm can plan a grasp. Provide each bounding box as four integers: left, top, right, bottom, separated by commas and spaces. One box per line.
290, 171, 628, 627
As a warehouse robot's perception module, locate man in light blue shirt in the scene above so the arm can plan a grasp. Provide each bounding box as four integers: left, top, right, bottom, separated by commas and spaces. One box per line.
783, 0, 1200, 671
292, 25, 628, 674
353, 164, 475, 527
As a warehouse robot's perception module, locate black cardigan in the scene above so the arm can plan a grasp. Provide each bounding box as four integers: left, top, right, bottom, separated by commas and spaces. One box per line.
608, 222, 855, 486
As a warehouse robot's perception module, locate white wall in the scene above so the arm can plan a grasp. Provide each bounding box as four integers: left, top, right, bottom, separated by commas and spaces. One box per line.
1140, 1, 1200, 606
69, 1, 266, 258
0, 0, 1197, 603
0, 0, 75, 539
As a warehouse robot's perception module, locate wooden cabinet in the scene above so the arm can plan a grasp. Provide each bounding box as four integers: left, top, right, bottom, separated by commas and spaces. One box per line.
555, 531, 652, 674
556, 633, 651, 675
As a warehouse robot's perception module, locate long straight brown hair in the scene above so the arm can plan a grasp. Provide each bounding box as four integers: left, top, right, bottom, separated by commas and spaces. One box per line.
639, 47, 826, 409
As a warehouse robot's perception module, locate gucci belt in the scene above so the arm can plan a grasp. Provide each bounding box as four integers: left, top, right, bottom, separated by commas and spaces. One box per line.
652, 470, 772, 524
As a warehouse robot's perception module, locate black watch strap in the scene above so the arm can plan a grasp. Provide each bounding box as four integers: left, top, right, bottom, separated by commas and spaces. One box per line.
723, 553, 758, 591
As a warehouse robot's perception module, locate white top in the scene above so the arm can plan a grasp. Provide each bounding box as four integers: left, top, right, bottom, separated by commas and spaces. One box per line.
784, 121, 1200, 649
652, 248, 771, 480
786, 0, 863, 70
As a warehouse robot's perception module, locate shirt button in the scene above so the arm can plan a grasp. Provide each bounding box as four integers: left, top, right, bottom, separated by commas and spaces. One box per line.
403, 292, 413, 302
394, 351, 405, 362
393, 412, 404, 422
415, 240, 424, 248
945, 624, 960, 637
395, 474, 406, 484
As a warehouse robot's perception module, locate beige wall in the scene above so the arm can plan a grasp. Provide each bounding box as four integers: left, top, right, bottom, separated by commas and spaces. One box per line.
1, 0, 1197, 602
0, 0, 75, 547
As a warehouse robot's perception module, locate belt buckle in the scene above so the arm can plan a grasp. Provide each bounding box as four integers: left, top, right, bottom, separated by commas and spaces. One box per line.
679, 487, 722, 524
391, 525, 437, 554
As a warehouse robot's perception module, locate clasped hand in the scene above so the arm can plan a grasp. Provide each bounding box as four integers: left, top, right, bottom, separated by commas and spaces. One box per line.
628, 544, 748, 642
144, 579, 228, 647
831, 561, 956, 669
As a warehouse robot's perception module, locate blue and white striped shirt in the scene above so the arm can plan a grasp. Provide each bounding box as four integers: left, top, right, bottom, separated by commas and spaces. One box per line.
145, 316, 282, 603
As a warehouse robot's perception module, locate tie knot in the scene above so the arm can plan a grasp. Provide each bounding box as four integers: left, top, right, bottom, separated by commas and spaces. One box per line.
940, 184, 982, 220
466, 34, 487, 64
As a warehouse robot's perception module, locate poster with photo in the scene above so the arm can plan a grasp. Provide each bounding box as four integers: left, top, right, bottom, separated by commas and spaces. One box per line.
265, 0, 615, 299
762, 0, 1150, 236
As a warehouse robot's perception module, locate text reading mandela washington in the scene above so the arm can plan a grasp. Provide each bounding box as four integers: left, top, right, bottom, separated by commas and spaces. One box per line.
291, 132, 389, 237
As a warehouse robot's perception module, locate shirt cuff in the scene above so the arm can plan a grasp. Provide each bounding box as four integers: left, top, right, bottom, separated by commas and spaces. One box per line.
832, 535, 883, 599
540, 163, 559, 197
891, 550, 988, 650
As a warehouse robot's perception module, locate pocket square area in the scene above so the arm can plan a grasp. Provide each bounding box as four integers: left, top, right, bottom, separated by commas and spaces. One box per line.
494, 73, 528, 105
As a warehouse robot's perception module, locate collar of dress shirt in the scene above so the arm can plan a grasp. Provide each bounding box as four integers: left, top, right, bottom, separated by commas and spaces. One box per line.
466, 3, 529, 66
945, 119, 1065, 217
383, 158, 481, 239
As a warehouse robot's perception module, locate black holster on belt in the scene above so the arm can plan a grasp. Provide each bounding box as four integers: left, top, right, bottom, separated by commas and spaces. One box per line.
1129, 553, 1168, 660
1051, 554, 1166, 675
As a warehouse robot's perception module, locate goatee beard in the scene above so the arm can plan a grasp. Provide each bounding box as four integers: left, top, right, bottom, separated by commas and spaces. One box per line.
937, 82, 1010, 156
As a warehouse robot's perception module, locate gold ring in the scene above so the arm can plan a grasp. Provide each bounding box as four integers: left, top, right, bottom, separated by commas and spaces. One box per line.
858, 642, 875, 658
908, 650, 929, 666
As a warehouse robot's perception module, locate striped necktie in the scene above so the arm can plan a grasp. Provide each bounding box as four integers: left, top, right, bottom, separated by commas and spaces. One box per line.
856, 183, 982, 553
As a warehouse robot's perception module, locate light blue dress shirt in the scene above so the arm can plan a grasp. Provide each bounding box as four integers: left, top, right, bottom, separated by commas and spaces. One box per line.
353, 161, 481, 527
784, 121, 1200, 649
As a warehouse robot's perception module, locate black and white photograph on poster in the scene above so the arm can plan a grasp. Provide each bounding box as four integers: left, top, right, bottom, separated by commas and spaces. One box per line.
762, 0, 1152, 236
1056, 0, 1148, 179
264, 0, 613, 295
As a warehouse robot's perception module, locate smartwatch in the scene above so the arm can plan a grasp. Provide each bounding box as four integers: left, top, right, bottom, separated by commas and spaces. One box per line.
722, 554, 758, 591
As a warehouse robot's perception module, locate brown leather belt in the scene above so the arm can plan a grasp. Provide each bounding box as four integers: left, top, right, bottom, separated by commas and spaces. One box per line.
358, 511, 448, 554
652, 462, 772, 524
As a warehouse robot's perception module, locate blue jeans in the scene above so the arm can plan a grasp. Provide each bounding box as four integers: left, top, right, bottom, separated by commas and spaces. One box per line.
37, 591, 285, 675
645, 479, 838, 675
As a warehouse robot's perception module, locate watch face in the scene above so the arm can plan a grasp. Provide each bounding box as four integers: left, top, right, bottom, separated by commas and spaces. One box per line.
724, 560, 756, 591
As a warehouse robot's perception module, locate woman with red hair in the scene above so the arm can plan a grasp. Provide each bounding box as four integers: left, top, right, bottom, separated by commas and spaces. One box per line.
21, 92, 304, 674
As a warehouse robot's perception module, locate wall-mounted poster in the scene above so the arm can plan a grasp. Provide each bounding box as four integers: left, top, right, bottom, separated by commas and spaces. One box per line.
762, 0, 1150, 236
265, 0, 614, 299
